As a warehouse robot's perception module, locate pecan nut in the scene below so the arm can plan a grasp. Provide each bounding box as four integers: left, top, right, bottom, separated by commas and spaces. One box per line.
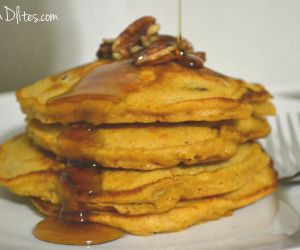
112, 16, 156, 59
134, 42, 176, 66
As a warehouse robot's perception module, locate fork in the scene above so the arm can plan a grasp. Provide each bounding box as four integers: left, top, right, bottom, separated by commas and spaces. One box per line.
265, 113, 300, 182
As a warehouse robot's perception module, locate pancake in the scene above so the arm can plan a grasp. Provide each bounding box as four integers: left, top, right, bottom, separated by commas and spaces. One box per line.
26, 116, 270, 170
31, 164, 277, 235
17, 60, 275, 125
0, 134, 271, 215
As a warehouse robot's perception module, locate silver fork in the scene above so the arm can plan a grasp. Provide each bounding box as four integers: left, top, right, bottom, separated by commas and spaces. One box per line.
265, 113, 300, 182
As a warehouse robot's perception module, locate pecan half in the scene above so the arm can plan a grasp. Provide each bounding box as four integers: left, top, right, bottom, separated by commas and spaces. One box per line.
134, 35, 197, 66
134, 42, 176, 66
112, 16, 156, 59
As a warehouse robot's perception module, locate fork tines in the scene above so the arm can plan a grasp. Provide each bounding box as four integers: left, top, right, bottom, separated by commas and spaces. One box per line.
265, 113, 300, 180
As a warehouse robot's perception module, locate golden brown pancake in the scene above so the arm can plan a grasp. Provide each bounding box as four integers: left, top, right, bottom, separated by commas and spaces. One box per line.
0, 134, 271, 215
31, 164, 277, 235
26, 116, 270, 170
17, 60, 275, 125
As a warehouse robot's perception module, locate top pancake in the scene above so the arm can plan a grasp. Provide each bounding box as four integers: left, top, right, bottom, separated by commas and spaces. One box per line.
17, 59, 275, 125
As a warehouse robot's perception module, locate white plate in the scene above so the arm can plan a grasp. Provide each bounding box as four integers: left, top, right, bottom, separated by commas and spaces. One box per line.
1, 92, 300, 250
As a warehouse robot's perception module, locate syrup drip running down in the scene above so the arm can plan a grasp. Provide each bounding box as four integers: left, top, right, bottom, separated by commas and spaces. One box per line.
33, 163, 124, 245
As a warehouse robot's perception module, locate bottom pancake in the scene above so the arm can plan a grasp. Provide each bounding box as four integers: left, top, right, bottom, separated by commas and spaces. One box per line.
32, 164, 277, 235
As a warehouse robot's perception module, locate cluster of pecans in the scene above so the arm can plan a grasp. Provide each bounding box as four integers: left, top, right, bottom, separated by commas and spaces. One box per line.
96, 16, 206, 69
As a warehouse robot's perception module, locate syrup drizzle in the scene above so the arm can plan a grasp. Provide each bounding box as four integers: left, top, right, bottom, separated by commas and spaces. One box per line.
33, 164, 124, 245
177, 0, 182, 43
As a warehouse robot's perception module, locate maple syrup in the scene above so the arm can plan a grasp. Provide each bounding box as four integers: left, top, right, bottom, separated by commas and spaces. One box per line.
56, 123, 96, 159
33, 163, 124, 245
177, 0, 182, 43
49, 59, 142, 104
34, 217, 124, 245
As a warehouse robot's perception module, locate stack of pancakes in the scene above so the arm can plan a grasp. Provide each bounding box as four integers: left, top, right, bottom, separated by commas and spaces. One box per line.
0, 59, 277, 235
